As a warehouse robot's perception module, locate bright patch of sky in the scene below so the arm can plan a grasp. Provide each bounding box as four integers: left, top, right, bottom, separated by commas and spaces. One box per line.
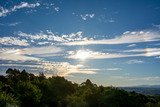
0, 0, 160, 86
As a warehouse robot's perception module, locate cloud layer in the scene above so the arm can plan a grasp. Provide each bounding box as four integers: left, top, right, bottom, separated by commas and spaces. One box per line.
1, 30, 160, 77
64, 31, 160, 45
67, 48, 160, 60
0, 46, 62, 61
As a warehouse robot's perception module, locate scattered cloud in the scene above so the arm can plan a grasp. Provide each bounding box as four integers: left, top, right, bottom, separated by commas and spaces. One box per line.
98, 15, 115, 23
18, 31, 84, 43
43, 3, 60, 12
0, 61, 96, 76
126, 59, 144, 64
8, 30, 160, 48
8, 22, 21, 26
37, 42, 50, 45
0, 22, 21, 26
64, 31, 160, 45
19, 61, 96, 77
80, 14, 95, 20
127, 44, 136, 47
0, 2, 40, 17
98, 15, 108, 23
52, 62, 97, 76
54, 7, 59, 12
108, 18, 115, 23
0, 37, 29, 46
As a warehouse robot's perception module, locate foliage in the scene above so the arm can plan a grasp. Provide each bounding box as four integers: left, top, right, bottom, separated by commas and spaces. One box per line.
0, 68, 160, 107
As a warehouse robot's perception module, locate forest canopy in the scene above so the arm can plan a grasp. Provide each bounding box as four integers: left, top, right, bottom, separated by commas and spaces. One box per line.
0, 68, 160, 107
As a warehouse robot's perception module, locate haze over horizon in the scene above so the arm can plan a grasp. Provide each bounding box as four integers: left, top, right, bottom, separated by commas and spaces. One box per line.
0, 0, 160, 86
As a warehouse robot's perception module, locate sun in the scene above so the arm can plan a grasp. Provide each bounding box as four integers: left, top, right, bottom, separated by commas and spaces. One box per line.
75, 50, 90, 60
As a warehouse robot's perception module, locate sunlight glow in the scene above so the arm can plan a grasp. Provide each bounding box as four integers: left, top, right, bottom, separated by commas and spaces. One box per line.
75, 50, 90, 60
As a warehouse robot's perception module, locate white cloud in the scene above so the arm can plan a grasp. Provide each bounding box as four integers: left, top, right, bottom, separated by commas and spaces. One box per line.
0, 49, 40, 61
67, 49, 108, 59
80, 14, 95, 20
127, 44, 136, 47
16, 30, 159, 48
0, 2, 40, 17
18, 31, 84, 43
67, 49, 127, 59
67, 48, 160, 60
54, 7, 59, 12
22, 46, 62, 55
8, 22, 21, 26
0, 7, 9, 17
43, 3, 60, 12
32, 61, 96, 76
37, 42, 50, 45
0, 37, 29, 46
0, 46, 62, 61
0, 61, 97, 77
12, 2, 40, 11
126, 60, 144, 64
64, 31, 160, 45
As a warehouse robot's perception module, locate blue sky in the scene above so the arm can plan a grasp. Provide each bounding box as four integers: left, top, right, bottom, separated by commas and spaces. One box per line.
0, 0, 160, 86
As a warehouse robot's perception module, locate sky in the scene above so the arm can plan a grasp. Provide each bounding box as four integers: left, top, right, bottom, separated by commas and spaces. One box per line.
0, 0, 160, 86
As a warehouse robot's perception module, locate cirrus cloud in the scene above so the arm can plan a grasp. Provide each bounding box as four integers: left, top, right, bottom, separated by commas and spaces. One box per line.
0, 2, 40, 17
64, 31, 160, 45
67, 48, 160, 60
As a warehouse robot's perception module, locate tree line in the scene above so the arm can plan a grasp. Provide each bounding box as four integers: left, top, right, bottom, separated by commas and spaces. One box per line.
0, 68, 160, 107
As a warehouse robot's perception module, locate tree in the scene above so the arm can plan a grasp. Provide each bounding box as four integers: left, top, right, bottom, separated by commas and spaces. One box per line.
1, 68, 160, 107
16, 82, 42, 107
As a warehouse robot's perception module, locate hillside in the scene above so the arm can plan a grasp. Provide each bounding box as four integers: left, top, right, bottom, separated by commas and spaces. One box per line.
0, 68, 160, 107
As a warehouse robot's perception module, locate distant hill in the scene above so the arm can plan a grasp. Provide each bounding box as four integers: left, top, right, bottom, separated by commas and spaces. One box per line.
119, 85, 160, 95
135, 85, 160, 88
